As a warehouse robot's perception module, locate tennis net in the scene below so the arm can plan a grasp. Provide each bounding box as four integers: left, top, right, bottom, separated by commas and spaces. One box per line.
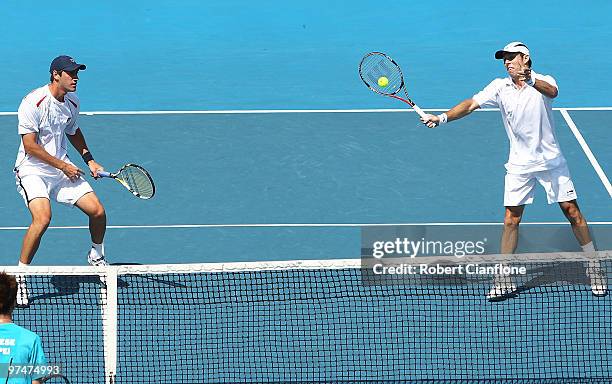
7, 251, 612, 383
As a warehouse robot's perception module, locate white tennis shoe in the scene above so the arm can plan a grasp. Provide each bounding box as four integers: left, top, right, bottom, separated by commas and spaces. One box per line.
586, 261, 608, 297
487, 276, 517, 301
87, 247, 109, 266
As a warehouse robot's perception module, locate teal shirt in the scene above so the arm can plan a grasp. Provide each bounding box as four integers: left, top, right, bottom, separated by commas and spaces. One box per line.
0, 323, 46, 383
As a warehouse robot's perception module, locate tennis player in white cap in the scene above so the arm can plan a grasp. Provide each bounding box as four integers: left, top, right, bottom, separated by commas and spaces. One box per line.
421, 42, 606, 300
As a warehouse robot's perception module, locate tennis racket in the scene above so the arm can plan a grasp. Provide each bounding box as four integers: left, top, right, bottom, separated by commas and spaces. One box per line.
359, 52, 427, 119
98, 164, 155, 199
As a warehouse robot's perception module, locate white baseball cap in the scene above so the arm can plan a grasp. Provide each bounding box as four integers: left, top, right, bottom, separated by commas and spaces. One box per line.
495, 42, 530, 59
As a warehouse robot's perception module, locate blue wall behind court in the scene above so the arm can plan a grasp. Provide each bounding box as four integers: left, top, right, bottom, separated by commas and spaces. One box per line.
1, 0, 611, 111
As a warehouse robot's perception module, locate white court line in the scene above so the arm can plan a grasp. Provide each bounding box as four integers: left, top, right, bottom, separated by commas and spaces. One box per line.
0, 222, 610, 231
558, 107, 612, 111
560, 109, 612, 197
0, 108, 482, 116
76, 108, 499, 115
0, 107, 611, 116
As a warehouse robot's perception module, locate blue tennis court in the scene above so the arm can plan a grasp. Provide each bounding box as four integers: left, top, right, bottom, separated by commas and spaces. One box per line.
0, 109, 610, 265
1, 1, 611, 383
1, 107, 610, 383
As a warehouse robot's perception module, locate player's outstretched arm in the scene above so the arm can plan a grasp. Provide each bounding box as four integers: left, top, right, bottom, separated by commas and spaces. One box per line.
421, 98, 481, 128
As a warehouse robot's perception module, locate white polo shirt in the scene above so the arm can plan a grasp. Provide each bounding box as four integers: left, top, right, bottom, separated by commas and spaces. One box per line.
14, 85, 81, 177
473, 72, 563, 174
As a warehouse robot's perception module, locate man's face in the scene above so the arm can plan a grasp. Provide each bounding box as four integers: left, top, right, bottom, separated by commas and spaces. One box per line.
55, 69, 79, 92
503, 52, 529, 78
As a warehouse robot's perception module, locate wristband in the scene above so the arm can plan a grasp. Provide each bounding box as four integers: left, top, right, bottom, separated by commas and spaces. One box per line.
437, 113, 448, 125
82, 152, 94, 164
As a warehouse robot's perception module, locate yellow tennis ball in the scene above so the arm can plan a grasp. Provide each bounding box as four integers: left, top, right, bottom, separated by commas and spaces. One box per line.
378, 76, 389, 87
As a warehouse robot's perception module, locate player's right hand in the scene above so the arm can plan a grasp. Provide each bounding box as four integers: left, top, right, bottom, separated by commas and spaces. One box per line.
420, 114, 439, 129
61, 163, 84, 181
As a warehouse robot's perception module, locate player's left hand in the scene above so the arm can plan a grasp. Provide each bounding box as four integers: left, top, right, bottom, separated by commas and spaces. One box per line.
518, 67, 532, 83
88, 161, 105, 179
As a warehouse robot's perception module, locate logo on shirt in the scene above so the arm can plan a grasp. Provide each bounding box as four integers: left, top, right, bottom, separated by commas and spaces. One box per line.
0, 338, 16, 355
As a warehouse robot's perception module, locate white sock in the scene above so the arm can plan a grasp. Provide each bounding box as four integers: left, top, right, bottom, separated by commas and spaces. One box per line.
18, 261, 29, 267
582, 242, 596, 253
91, 242, 105, 258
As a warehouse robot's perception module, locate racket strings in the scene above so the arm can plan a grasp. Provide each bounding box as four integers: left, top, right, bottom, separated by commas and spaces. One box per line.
119, 166, 155, 199
359, 54, 403, 95
40, 375, 70, 383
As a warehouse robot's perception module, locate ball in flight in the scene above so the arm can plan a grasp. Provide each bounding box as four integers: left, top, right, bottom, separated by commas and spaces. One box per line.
377, 76, 389, 87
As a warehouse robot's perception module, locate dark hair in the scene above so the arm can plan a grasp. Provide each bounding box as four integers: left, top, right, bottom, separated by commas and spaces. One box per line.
519, 53, 532, 68
50, 70, 63, 83
0, 273, 17, 315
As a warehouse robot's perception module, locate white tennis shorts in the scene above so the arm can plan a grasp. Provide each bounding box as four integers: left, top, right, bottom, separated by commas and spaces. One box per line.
504, 162, 578, 206
15, 171, 93, 207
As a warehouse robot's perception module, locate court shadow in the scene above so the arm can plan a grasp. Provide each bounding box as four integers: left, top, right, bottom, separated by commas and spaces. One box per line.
514, 261, 593, 293
31, 275, 106, 302
112, 262, 187, 288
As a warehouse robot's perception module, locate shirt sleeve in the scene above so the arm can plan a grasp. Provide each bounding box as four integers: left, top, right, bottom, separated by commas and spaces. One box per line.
29, 335, 47, 365
17, 99, 40, 135
536, 73, 558, 94
65, 93, 80, 136
472, 79, 501, 108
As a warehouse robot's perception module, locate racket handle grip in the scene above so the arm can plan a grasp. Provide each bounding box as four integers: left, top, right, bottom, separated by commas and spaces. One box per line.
412, 104, 427, 119
97, 171, 111, 178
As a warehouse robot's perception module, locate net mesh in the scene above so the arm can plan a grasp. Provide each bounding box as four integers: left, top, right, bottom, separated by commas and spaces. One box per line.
14, 274, 106, 382
9, 253, 612, 383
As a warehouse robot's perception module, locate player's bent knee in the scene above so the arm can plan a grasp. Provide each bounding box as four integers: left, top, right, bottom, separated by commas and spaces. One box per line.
77, 193, 106, 219
91, 205, 106, 220
31, 214, 51, 230
28, 200, 52, 228
560, 201, 584, 224
503, 206, 524, 228
503, 218, 521, 228
567, 209, 585, 225
503, 213, 522, 227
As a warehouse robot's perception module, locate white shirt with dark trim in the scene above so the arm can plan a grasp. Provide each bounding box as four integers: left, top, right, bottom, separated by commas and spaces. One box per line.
14, 85, 80, 177
472, 72, 564, 174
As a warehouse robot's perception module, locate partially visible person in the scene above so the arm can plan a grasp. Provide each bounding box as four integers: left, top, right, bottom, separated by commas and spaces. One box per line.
0, 272, 46, 384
